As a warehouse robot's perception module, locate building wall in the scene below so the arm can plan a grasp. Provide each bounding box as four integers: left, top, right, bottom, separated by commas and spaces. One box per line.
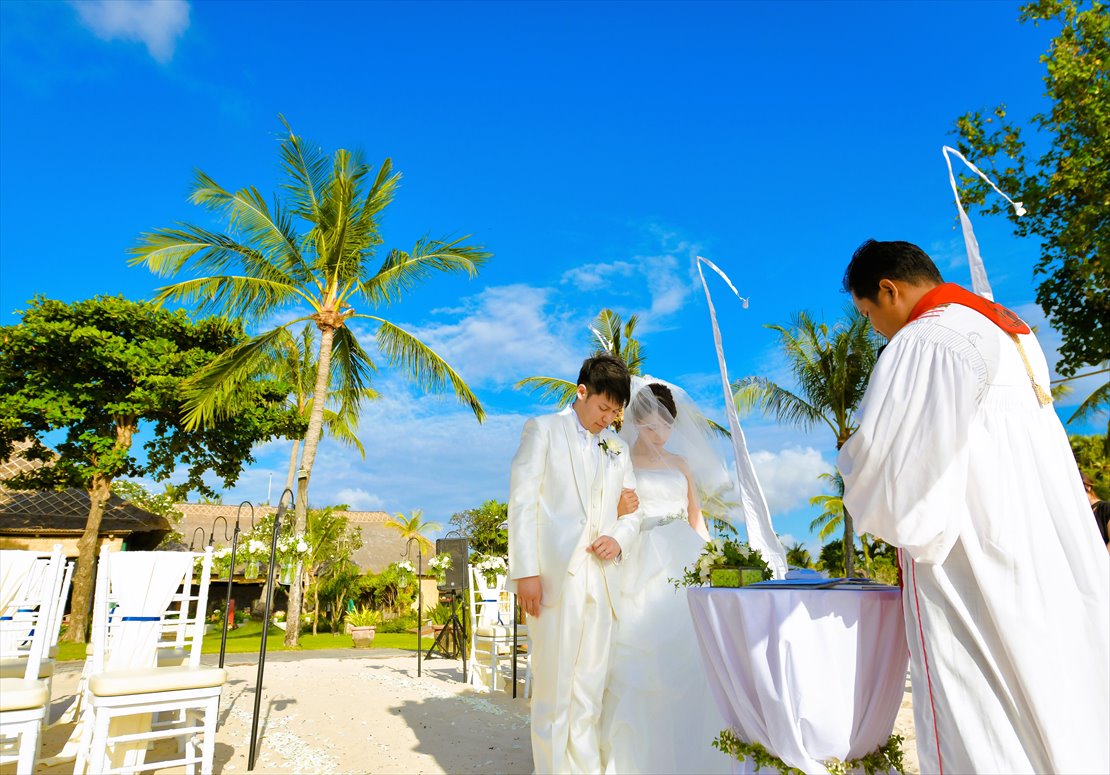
0, 535, 124, 556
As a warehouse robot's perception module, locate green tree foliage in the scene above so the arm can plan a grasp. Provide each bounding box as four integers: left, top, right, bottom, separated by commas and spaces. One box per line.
1071, 433, 1110, 495
448, 499, 508, 557
952, 0, 1108, 378
363, 562, 418, 615
130, 118, 489, 646
785, 542, 813, 569
110, 480, 186, 547
0, 296, 299, 641
734, 308, 881, 577
303, 505, 363, 635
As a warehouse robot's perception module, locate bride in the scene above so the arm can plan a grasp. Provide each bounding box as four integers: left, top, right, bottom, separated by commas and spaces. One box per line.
600, 378, 732, 774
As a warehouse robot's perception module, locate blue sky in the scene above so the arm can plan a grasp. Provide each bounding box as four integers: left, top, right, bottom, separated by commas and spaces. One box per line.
1, 1, 1102, 551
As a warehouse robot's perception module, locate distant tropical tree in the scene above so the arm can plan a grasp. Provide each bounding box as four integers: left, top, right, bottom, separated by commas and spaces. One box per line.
303, 505, 362, 635
785, 542, 812, 569
448, 499, 508, 557
385, 509, 441, 553
734, 308, 880, 577
516, 308, 644, 406
808, 470, 846, 541
130, 118, 489, 646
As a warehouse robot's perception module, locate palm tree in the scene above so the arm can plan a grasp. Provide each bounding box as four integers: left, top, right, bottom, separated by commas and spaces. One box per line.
516, 308, 644, 406
785, 541, 812, 569
130, 118, 489, 645
808, 470, 845, 542
265, 324, 375, 497
385, 509, 441, 554
734, 308, 879, 577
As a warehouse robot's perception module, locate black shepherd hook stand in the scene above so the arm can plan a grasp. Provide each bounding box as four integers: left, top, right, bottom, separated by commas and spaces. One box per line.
213, 501, 255, 669
403, 537, 424, 678
248, 489, 291, 772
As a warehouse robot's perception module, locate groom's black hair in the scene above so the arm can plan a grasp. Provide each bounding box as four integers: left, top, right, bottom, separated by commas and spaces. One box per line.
842, 239, 943, 301
577, 353, 631, 407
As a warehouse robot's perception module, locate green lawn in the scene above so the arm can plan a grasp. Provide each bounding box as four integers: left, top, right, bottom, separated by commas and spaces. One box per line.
55, 620, 433, 662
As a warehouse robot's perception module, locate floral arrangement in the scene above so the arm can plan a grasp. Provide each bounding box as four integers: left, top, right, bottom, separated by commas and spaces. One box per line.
395, 560, 416, 583
472, 554, 507, 586
712, 729, 905, 775
671, 537, 772, 589
275, 534, 310, 564
429, 554, 452, 583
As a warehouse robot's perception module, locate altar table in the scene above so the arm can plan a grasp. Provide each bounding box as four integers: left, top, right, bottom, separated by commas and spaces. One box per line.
687, 583, 908, 774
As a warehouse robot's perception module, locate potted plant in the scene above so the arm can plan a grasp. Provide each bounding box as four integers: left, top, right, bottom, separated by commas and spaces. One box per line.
346, 606, 382, 648
272, 610, 288, 631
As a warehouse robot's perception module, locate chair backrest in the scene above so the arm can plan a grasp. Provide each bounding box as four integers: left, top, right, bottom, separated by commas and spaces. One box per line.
0, 545, 66, 680
468, 567, 509, 631
47, 561, 75, 653
90, 547, 213, 673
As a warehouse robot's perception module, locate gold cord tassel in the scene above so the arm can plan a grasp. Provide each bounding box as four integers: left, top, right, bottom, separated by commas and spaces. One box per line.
1010, 333, 1053, 406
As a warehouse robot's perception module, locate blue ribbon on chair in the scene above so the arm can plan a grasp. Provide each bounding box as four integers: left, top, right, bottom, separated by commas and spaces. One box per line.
120, 616, 161, 622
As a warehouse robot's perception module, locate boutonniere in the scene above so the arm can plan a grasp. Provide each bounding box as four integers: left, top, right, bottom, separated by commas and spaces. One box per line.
598, 438, 621, 459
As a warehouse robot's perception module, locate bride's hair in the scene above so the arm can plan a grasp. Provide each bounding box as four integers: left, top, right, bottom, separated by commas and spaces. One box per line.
645, 383, 676, 419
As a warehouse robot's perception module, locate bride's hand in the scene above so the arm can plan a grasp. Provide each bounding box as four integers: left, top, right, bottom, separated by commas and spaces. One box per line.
617, 488, 639, 517
588, 535, 621, 562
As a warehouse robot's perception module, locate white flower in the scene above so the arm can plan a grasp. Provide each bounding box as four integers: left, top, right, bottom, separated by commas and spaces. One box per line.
397, 560, 415, 574
597, 438, 621, 458
295, 540, 308, 554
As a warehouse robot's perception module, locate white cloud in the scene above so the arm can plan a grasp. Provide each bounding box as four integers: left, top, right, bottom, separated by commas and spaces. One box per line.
71, 0, 190, 64
408, 284, 582, 390
749, 446, 830, 515
334, 488, 386, 512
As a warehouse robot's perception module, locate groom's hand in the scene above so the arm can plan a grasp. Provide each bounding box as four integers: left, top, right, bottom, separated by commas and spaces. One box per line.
587, 535, 621, 562
516, 576, 543, 617
617, 488, 639, 517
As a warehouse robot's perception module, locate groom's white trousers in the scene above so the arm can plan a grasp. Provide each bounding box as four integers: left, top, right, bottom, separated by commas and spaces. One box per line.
529, 556, 614, 774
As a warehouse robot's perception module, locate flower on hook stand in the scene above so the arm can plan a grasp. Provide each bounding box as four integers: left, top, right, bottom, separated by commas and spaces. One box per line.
428, 554, 452, 585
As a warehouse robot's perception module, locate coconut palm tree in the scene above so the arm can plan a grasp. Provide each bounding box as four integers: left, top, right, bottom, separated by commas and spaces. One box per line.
734, 308, 879, 577
385, 509, 441, 554
784, 541, 813, 569
808, 470, 845, 542
516, 308, 644, 406
130, 118, 489, 645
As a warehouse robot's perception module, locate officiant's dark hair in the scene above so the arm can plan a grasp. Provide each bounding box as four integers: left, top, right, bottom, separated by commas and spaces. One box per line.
843, 240, 944, 301
577, 353, 631, 407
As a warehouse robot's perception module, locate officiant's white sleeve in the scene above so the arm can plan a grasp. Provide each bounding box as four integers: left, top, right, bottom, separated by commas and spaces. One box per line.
838, 328, 982, 565
508, 418, 545, 580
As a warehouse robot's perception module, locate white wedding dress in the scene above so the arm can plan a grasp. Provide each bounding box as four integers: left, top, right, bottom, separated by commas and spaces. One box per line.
600, 468, 732, 774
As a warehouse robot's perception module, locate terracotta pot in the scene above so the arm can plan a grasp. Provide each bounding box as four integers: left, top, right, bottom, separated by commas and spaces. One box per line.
350, 625, 376, 649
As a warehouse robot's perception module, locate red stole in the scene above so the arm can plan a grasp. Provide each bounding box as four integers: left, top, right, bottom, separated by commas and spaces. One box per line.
907, 283, 1030, 334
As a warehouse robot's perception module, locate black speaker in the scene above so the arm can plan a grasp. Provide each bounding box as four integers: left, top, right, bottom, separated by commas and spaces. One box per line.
435, 538, 469, 591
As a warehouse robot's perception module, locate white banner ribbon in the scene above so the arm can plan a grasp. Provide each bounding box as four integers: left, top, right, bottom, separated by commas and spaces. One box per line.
696, 256, 788, 579
942, 145, 1026, 301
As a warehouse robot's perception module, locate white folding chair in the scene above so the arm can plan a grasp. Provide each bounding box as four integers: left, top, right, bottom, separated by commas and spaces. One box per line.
467, 567, 530, 694
74, 546, 225, 775
0, 545, 66, 773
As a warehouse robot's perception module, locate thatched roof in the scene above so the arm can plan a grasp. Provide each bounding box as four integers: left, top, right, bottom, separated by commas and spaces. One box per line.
0, 442, 171, 540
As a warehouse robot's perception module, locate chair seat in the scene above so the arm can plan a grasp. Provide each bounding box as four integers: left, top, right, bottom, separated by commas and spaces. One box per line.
89, 665, 226, 697
474, 624, 528, 638
0, 678, 49, 711
0, 657, 54, 680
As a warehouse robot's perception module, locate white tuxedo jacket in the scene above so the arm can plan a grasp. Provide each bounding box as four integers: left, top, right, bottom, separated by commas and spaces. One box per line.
507, 408, 640, 616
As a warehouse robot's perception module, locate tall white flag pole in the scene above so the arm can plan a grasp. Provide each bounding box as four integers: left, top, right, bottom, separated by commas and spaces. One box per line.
942, 145, 1026, 300
696, 256, 788, 579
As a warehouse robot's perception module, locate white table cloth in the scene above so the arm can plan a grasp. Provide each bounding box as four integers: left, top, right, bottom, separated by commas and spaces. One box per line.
688, 585, 908, 774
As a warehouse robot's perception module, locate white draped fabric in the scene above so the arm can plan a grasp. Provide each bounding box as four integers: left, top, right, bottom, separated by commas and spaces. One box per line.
105, 551, 193, 670
839, 304, 1110, 774
695, 256, 788, 579
687, 587, 908, 774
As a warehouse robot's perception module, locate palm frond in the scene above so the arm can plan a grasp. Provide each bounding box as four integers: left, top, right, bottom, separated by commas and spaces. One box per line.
149, 274, 315, 321
366, 317, 486, 422
514, 376, 577, 407
278, 116, 331, 221
329, 325, 378, 398
180, 325, 307, 428
362, 237, 490, 306
1068, 378, 1110, 425
732, 376, 828, 431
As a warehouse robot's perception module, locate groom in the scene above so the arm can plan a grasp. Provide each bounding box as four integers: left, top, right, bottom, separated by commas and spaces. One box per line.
508, 353, 641, 774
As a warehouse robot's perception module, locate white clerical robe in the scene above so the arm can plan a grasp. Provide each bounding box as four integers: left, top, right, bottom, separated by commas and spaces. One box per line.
839, 303, 1109, 774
